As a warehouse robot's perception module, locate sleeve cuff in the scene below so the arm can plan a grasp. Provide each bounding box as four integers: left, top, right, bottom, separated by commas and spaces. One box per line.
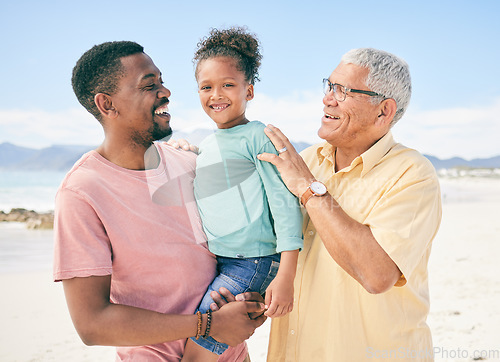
275, 237, 304, 253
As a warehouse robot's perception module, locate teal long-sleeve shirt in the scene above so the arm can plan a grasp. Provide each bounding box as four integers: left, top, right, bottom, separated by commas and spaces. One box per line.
194, 121, 303, 258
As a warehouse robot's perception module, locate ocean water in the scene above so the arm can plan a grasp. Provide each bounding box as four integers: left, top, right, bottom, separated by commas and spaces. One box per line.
1, 170, 497, 274
0, 222, 54, 273
0, 170, 67, 213
0, 170, 65, 273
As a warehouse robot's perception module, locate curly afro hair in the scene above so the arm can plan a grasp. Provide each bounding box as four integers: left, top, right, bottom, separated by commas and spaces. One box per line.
194, 26, 262, 85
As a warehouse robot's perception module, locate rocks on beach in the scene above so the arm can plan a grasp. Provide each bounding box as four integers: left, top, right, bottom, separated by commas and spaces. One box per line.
0, 208, 54, 229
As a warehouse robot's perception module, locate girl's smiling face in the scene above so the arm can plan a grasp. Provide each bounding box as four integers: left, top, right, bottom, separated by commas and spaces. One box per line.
196, 56, 254, 129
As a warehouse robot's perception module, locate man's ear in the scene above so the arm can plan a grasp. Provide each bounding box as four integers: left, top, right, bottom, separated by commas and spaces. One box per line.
376, 98, 397, 126
95, 93, 117, 119
246, 84, 255, 101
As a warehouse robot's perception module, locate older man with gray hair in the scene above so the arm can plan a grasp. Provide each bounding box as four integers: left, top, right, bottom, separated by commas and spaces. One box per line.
259, 48, 442, 361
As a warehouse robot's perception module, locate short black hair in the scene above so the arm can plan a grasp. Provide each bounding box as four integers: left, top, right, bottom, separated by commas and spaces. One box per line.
194, 26, 262, 85
71, 41, 144, 121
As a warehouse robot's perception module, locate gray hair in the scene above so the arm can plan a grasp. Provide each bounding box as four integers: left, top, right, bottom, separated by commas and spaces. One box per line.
341, 48, 411, 125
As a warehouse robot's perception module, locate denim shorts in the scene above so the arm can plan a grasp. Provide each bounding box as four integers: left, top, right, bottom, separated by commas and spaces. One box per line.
190, 253, 281, 355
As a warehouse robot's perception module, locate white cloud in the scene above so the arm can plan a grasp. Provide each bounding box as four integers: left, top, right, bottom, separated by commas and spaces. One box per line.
1, 95, 499, 159
167, 105, 210, 133
246, 91, 324, 145
394, 97, 500, 159
0, 108, 103, 148
247, 93, 500, 159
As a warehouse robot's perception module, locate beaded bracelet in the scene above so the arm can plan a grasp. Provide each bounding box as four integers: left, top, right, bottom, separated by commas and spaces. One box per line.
195, 311, 202, 339
203, 309, 212, 338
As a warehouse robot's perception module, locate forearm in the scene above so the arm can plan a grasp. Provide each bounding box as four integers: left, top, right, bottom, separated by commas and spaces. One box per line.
83, 304, 197, 346
63, 275, 265, 348
304, 194, 401, 293
276, 249, 299, 280
63, 277, 198, 346
256, 125, 400, 293
264, 250, 298, 317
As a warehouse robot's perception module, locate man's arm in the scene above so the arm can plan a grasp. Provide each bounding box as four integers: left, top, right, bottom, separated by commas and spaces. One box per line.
63, 275, 266, 347
300, 194, 401, 293
257, 125, 401, 294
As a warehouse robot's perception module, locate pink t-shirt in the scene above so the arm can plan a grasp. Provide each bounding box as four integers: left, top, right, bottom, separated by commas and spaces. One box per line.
53, 143, 247, 361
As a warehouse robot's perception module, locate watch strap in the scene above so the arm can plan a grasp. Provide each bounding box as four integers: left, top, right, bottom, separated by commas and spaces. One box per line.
300, 181, 327, 207
300, 187, 315, 207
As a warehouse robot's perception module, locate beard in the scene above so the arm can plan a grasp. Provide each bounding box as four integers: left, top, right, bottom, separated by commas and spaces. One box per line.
152, 121, 172, 142
131, 120, 172, 148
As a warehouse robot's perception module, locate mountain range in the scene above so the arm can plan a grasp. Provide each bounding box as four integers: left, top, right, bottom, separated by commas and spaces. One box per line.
1, 129, 499, 171
0, 143, 94, 171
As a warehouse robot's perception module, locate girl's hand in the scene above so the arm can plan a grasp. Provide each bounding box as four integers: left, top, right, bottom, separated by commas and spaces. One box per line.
264, 275, 294, 318
164, 139, 199, 154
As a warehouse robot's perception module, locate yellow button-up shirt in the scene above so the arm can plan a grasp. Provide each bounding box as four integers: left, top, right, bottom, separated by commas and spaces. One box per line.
268, 132, 442, 361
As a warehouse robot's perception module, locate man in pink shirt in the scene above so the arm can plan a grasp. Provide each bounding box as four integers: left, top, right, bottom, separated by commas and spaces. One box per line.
53, 41, 265, 361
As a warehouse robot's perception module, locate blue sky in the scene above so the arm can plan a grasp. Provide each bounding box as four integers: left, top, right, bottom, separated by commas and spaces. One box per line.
1, 0, 499, 158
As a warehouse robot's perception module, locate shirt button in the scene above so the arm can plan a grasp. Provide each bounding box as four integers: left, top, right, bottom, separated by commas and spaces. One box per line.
290, 330, 295, 335
308, 230, 315, 236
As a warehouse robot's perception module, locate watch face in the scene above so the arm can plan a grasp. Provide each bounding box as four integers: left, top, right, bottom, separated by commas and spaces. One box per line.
310, 181, 327, 195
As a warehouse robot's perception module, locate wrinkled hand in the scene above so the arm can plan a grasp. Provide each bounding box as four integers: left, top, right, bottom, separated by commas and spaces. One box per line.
264, 275, 294, 318
257, 124, 315, 197
210, 300, 266, 346
164, 139, 199, 154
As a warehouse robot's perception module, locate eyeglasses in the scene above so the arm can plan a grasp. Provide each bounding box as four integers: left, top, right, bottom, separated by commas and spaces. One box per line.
322, 78, 385, 102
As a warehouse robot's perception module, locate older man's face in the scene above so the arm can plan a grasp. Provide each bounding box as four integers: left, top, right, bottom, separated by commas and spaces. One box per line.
318, 63, 382, 152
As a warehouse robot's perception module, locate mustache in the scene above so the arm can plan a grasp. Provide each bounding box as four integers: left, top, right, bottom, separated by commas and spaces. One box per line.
156, 99, 170, 109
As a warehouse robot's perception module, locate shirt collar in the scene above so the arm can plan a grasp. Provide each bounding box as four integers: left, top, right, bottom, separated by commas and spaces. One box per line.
317, 142, 334, 166
360, 131, 396, 176
315, 131, 396, 175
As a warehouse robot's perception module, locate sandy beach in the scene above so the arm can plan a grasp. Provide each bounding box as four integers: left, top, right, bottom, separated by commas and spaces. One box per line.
426, 177, 500, 362
1, 176, 499, 362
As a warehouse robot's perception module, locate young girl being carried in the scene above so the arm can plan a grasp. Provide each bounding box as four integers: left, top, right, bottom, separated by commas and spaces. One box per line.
182, 27, 303, 361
